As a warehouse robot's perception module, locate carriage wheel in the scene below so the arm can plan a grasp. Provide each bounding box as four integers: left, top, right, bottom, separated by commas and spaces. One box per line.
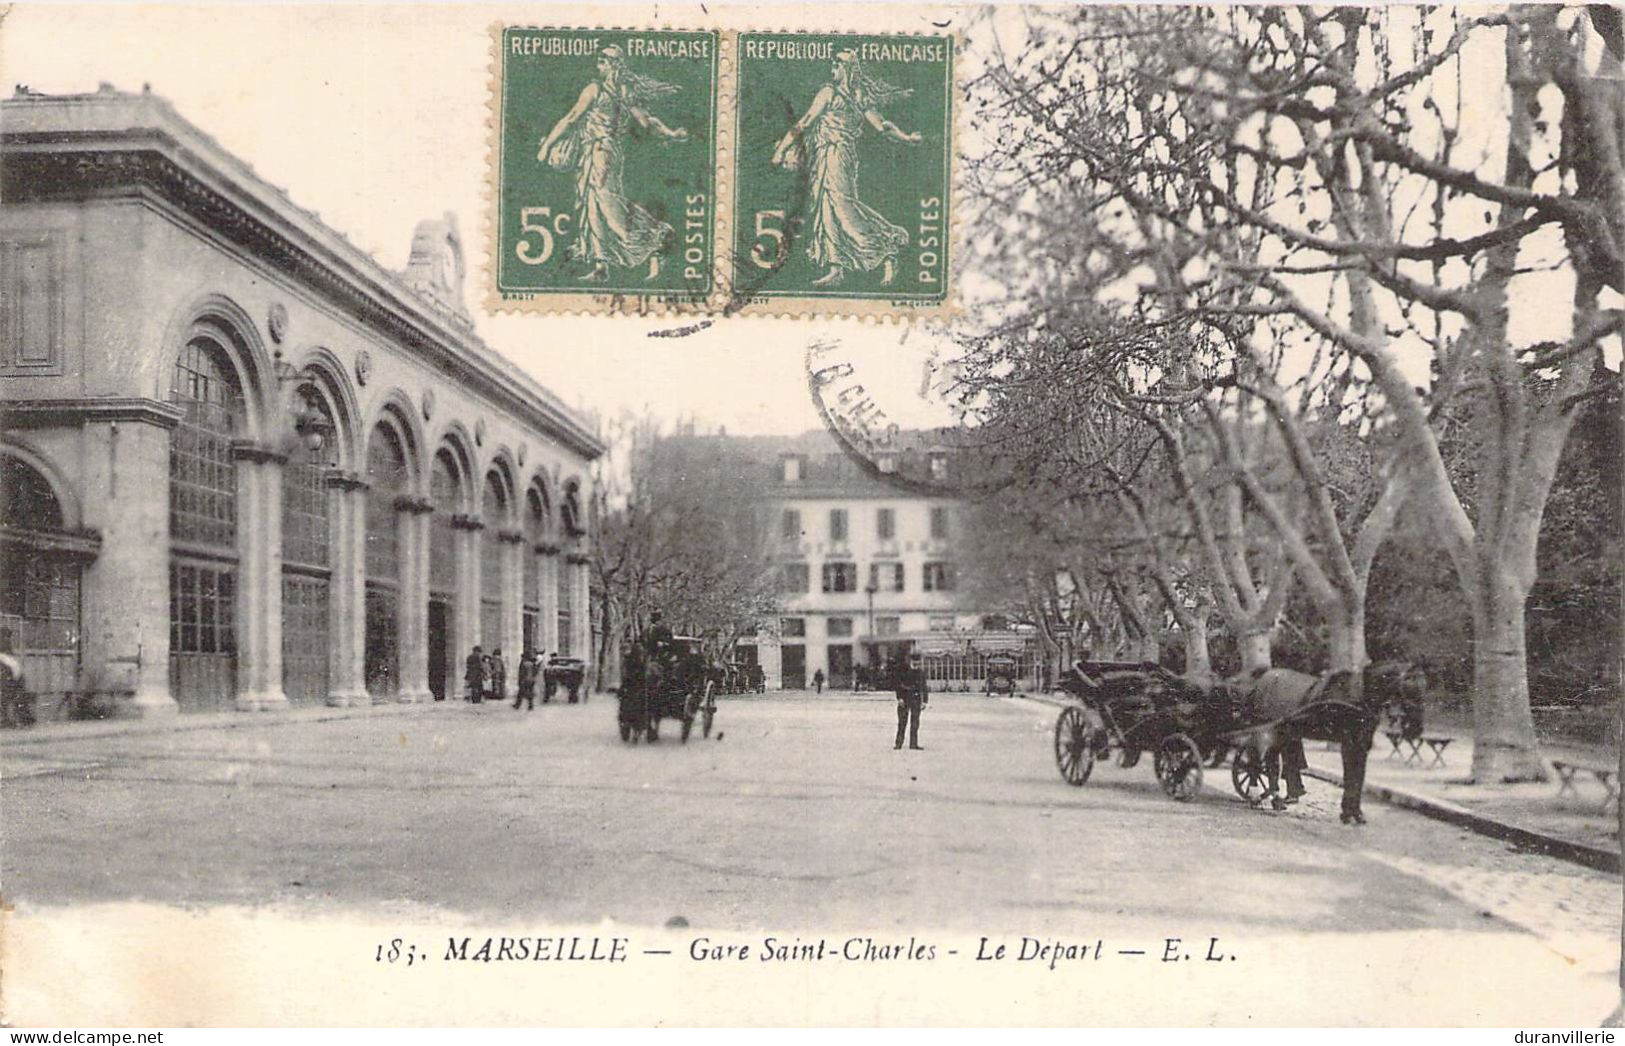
703, 707, 715, 738
1156, 734, 1204, 801
1054, 706, 1096, 786
1230, 745, 1269, 806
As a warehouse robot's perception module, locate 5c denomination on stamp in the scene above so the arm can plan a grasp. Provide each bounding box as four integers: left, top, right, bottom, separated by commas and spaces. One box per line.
732, 33, 955, 317
492, 27, 719, 311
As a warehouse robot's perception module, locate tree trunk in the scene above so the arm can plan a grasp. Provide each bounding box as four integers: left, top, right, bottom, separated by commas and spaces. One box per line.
1469, 573, 1549, 783
1183, 615, 1212, 679
1324, 604, 1366, 674
1239, 632, 1272, 674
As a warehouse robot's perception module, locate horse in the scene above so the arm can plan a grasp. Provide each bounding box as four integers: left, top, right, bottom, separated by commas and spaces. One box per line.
1231, 661, 1426, 824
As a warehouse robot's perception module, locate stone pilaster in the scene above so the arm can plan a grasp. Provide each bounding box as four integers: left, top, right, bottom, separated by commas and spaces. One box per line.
324, 472, 369, 707
82, 415, 177, 716
231, 443, 290, 712
451, 513, 484, 698
538, 544, 561, 656
499, 528, 526, 690
567, 551, 591, 670
395, 495, 435, 704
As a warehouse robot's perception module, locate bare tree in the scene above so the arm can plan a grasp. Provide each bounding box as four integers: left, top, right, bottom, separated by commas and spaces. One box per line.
968, 5, 1624, 781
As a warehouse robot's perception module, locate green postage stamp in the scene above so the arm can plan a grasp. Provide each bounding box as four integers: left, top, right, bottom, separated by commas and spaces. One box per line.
489, 27, 955, 317
492, 27, 720, 311
731, 33, 955, 316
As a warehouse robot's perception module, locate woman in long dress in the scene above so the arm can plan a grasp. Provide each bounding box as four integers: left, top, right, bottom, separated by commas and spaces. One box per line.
538, 46, 689, 282
772, 50, 922, 287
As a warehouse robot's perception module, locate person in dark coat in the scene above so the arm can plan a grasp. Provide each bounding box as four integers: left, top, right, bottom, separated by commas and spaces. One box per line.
646, 610, 674, 664
489, 648, 508, 704
515, 651, 540, 711
893, 653, 927, 750
465, 645, 485, 703
813, 667, 825, 694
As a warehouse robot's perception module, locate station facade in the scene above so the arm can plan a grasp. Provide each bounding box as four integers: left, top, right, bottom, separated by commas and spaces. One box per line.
0, 87, 602, 718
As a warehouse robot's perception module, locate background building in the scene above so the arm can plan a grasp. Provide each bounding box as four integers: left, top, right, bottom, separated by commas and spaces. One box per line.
718, 431, 1040, 692
0, 86, 602, 719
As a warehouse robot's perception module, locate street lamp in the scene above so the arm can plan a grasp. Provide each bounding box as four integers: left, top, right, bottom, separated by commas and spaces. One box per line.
273, 349, 333, 457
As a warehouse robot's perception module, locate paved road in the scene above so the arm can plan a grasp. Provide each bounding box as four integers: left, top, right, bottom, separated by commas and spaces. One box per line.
3, 692, 1618, 1025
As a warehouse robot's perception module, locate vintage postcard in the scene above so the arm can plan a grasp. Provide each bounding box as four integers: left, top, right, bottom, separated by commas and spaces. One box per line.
1, 0, 1621, 1031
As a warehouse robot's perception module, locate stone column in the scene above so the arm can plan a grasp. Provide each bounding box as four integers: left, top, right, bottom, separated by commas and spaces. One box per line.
397, 496, 435, 704
500, 529, 526, 693
81, 411, 179, 716
539, 545, 561, 656
324, 473, 370, 707
232, 443, 290, 712
451, 513, 484, 698
568, 552, 592, 671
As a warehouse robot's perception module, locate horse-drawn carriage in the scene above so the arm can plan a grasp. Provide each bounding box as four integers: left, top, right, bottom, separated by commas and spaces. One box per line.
984, 654, 1019, 697
542, 656, 587, 703
617, 635, 717, 743
1052, 659, 1423, 820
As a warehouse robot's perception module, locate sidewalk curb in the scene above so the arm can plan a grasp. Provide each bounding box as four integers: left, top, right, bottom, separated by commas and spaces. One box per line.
1302, 765, 1621, 875
1016, 692, 1620, 875
0, 699, 501, 749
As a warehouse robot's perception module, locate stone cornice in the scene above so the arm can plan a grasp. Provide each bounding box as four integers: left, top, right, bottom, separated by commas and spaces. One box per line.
229, 439, 289, 465
393, 494, 435, 515
2, 92, 605, 461
565, 552, 592, 566
535, 542, 562, 556
323, 470, 369, 492
0, 524, 103, 560
450, 513, 485, 531
0, 397, 186, 430
496, 528, 527, 544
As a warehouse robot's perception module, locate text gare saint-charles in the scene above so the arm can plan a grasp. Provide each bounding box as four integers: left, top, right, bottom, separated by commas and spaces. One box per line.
393, 935, 1237, 970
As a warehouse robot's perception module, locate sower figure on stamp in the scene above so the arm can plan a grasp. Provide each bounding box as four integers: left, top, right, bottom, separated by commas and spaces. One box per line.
894, 651, 928, 751
772, 49, 921, 288
538, 46, 690, 283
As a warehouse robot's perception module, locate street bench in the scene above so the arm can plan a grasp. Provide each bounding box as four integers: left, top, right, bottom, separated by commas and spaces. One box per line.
1553, 759, 1619, 814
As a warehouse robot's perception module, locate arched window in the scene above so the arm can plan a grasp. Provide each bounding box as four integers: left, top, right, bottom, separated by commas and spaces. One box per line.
0, 455, 82, 707
169, 336, 246, 712
364, 421, 409, 697
480, 471, 507, 648
281, 385, 337, 705
170, 336, 245, 548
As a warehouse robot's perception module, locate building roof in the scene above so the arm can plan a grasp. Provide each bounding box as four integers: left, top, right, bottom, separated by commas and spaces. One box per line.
1, 85, 604, 460
673, 428, 965, 500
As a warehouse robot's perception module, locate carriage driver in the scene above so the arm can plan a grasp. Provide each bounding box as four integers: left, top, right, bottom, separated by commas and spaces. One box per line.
645, 609, 675, 664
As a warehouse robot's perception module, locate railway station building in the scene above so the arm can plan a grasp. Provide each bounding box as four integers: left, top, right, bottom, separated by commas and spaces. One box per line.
0, 86, 603, 719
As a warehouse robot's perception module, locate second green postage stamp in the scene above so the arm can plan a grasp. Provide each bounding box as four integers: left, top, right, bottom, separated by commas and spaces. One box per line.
732, 33, 955, 316
492, 27, 719, 311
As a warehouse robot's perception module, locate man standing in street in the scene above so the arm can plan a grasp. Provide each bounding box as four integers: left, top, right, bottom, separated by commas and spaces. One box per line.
465, 645, 485, 703
515, 650, 539, 711
489, 647, 509, 705
813, 667, 825, 695
894, 652, 927, 750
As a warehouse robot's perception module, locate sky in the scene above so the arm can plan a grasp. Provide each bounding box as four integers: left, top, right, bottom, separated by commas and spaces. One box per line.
6, 3, 1615, 441
1, 2, 966, 438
